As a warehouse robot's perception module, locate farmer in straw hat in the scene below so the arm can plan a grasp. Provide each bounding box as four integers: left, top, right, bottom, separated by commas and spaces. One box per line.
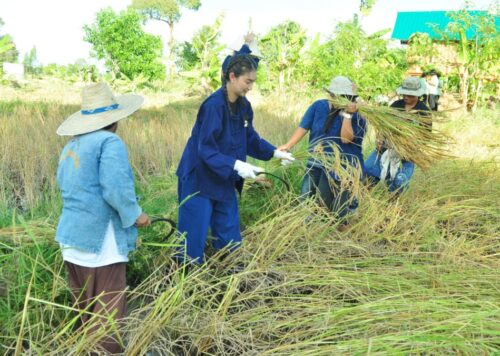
55, 82, 151, 353
278, 76, 367, 231
364, 77, 431, 194
176, 54, 294, 264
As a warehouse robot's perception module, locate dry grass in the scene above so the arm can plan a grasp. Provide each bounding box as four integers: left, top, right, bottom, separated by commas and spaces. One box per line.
332, 98, 451, 170
0, 80, 499, 355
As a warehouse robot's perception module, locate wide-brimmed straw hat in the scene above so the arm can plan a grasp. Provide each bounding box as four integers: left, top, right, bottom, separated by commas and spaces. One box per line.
324, 76, 357, 96
396, 77, 426, 97
56, 82, 143, 136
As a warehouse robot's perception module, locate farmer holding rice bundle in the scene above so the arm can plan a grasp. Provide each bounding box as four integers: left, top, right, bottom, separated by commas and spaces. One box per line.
278, 76, 367, 231
364, 77, 431, 193
176, 54, 294, 264
55, 82, 150, 354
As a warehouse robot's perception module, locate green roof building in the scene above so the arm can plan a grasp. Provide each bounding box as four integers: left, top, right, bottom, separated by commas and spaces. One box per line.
391, 11, 500, 42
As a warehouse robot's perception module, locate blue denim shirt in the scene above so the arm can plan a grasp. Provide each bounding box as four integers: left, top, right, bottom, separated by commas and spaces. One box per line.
55, 130, 142, 255
176, 87, 275, 202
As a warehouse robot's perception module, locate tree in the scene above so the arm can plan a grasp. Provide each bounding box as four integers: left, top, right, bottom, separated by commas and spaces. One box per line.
443, 9, 499, 110
360, 0, 378, 15
178, 13, 225, 94
84, 8, 165, 81
406, 32, 437, 67
23, 47, 39, 75
191, 14, 224, 92
259, 21, 307, 90
0, 18, 18, 64
175, 41, 198, 71
299, 19, 407, 99
132, 0, 202, 76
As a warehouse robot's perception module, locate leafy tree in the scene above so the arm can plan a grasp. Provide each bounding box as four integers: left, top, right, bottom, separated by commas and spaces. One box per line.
0, 18, 18, 64
23, 47, 40, 75
179, 13, 225, 94
442, 9, 499, 110
132, 0, 202, 76
360, 0, 378, 15
406, 32, 437, 67
84, 8, 165, 81
175, 41, 198, 71
42, 60, 99, 82
299, 20, 407, 99
259, 21, 307, 90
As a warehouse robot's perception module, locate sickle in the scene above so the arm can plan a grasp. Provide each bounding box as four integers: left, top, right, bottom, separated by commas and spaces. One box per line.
150, 218, 176, 240
256, 172, 291, 192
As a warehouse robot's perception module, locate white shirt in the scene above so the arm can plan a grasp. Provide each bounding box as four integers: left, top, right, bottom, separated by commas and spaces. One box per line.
60, 221, 129, 268
427, 75, 439, 95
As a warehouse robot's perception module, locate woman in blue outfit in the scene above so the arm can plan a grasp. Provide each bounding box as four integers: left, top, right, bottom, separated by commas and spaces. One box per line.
278, 76, 366, 230
364, 77, 430, 194
176, 54, 294, 264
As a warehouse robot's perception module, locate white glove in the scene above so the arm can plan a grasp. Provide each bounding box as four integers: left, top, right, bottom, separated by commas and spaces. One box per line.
273, 150, 295, 166
234, 160, 264, 179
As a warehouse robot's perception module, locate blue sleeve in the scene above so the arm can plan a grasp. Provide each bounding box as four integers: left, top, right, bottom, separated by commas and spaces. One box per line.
197, 105, 237, 180
99, 136, 141, 228
299, 102, 317, 130
245, 105, 276, 161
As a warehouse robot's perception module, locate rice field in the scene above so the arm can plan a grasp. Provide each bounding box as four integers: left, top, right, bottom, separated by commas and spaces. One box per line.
0, 79, 499, 355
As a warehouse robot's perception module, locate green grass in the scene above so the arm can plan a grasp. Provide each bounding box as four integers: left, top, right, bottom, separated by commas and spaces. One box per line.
0, 84, 499, 354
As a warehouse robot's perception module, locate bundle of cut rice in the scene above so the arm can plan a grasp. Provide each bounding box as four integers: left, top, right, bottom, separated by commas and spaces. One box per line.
332, 99, 450, 169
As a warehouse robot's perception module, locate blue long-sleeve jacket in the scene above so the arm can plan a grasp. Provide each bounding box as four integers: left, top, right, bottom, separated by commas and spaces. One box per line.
176, 87, 275, 202
55, 130, 142, 255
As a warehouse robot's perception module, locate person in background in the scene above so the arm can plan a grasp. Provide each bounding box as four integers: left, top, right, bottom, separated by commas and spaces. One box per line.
55, 82, 151, 354
426, 69, 440, 111
278, 76, 366, 231
420, 71, 429, 108
176, 54, 294, 264
364, 77, 431, 194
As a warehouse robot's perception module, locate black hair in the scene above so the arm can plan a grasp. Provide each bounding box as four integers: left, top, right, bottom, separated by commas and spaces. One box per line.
323, 106, 342, 133
103, 122, 118, 131
223, 54, 257, 82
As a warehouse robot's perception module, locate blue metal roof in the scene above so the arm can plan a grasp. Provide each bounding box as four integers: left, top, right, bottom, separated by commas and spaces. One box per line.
391, 11, 499, 41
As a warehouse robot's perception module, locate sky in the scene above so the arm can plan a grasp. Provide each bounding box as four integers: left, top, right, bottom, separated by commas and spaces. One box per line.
0, 0, 496, 65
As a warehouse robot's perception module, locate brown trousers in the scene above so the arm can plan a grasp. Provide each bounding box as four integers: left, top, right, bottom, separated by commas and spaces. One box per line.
65, 261, 127, 354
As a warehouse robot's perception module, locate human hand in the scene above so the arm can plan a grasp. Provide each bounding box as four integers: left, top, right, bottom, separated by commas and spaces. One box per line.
274, 149, 295, 166
234, 160, 264, 179
244, 32, 256, 44
255, 176, 273, 188
277, 144, 291, 152
135, 213, 151, 227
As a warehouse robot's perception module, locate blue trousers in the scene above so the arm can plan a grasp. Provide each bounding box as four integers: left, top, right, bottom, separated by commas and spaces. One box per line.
300, 166, 357, 220
364, 150, 415, 192
177, 174, 241, 263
